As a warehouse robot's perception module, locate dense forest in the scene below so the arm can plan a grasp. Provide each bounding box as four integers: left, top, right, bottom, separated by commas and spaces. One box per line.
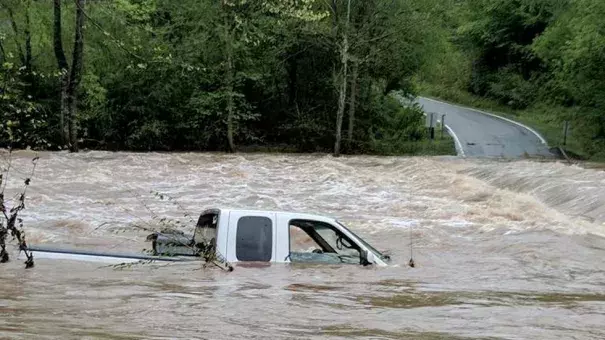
0, 0, 452, 156
1, 0, 604, 159
418, 0, 605, 160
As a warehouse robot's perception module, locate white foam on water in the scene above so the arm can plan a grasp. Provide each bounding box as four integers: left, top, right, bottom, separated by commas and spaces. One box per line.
2, 151, 604, 247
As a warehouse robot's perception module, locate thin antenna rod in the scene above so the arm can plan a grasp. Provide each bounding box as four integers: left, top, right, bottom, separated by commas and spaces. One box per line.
408, 224, 415, 268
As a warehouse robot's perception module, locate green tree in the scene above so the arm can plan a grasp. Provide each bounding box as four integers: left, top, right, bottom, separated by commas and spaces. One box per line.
533, 0, 605, 151
457, 0, 568, 108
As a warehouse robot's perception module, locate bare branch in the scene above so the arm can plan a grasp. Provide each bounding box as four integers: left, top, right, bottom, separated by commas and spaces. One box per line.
0, 153, 39, 268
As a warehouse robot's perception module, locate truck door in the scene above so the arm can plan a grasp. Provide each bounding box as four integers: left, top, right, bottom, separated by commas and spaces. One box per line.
226, 211, 276, 263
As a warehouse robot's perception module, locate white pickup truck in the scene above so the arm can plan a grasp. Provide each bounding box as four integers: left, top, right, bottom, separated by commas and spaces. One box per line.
26, 208, 391, 268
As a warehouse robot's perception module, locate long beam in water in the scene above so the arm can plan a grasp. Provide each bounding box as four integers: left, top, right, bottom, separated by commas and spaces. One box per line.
25, 245, 199, 264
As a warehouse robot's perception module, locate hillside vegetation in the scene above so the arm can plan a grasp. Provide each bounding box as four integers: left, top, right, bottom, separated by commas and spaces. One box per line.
417, 0, 605, 160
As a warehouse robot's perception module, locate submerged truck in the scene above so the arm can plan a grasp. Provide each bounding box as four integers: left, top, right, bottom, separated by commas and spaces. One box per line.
26, 208, 391, 268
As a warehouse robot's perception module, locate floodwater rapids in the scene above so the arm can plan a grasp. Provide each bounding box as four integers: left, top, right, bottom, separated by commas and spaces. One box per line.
1, 151, 605, 339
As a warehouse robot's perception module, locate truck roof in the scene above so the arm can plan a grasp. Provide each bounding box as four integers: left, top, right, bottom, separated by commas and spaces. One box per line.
207, 207, 339, 224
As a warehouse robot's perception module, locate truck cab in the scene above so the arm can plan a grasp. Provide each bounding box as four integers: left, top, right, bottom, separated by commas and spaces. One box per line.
150, 208, 390, 267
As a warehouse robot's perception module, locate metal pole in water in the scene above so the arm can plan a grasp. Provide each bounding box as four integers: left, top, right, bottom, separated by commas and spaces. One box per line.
408, 224, 415, 268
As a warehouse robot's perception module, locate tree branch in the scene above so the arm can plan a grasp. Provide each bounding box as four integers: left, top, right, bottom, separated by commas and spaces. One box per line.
24, 0, 32, 70
75, 0, 149, 63
0, 151, 38, 268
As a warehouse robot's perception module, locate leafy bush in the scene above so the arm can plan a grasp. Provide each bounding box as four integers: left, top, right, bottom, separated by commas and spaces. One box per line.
0, 62, 48, 149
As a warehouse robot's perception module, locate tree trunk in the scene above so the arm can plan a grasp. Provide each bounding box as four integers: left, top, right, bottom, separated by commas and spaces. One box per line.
346, 61, 358, 150
331, 0, 338, 28
59, 75, 70, 147
334, 0, 351, 157
24, 0, 32, 71
53, 0, 70, 145
0, 41, 6, 63
67, 0, 86, 152
288, 56, 298, 106
222, 1, 236, 153
226, 43, 235, 153
334, 62, 347, 157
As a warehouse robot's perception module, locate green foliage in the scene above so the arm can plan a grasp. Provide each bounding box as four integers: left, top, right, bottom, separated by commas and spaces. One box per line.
533, 0, 605, 133
0, 61, 49, 148
412, 0, 472, 101
364, 96, 427, 155
455, 0, 567, 108
0, 0, 454, 156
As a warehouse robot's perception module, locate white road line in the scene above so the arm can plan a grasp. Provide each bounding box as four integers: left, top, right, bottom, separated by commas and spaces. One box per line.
419, 97, 548, 145
444, 124, 466, 158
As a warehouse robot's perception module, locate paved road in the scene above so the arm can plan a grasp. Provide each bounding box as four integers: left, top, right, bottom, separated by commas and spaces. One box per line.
417, 97, 555, 158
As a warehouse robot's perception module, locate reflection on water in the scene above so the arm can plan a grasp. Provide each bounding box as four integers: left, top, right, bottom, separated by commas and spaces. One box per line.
1, 151, 605, 339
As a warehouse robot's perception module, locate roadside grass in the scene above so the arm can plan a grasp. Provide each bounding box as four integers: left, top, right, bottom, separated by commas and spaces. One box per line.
417, 82, 605, 162
238, 133, 457, 157
367, 133, 456, 157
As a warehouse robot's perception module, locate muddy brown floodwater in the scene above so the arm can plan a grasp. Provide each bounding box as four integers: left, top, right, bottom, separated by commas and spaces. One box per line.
1, 151, 605, 340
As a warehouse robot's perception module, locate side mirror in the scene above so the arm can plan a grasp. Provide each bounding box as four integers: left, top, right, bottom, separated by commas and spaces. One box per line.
360, 249, 374, 266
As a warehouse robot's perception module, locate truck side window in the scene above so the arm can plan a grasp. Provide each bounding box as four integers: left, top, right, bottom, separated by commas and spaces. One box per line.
236, 216, 273, 262
288, 220, 361, 265
289, 225, 323, 253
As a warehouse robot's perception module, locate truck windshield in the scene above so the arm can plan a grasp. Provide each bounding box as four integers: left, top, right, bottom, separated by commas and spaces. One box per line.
335, 221, 387, 260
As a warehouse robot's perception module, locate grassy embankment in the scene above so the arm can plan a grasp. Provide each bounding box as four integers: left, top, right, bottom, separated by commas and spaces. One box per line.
237, 133, 456, 157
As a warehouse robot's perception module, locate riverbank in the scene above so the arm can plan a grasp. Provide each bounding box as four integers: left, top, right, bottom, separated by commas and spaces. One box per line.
418, 83, 605, 162
2, 135, 457, 158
